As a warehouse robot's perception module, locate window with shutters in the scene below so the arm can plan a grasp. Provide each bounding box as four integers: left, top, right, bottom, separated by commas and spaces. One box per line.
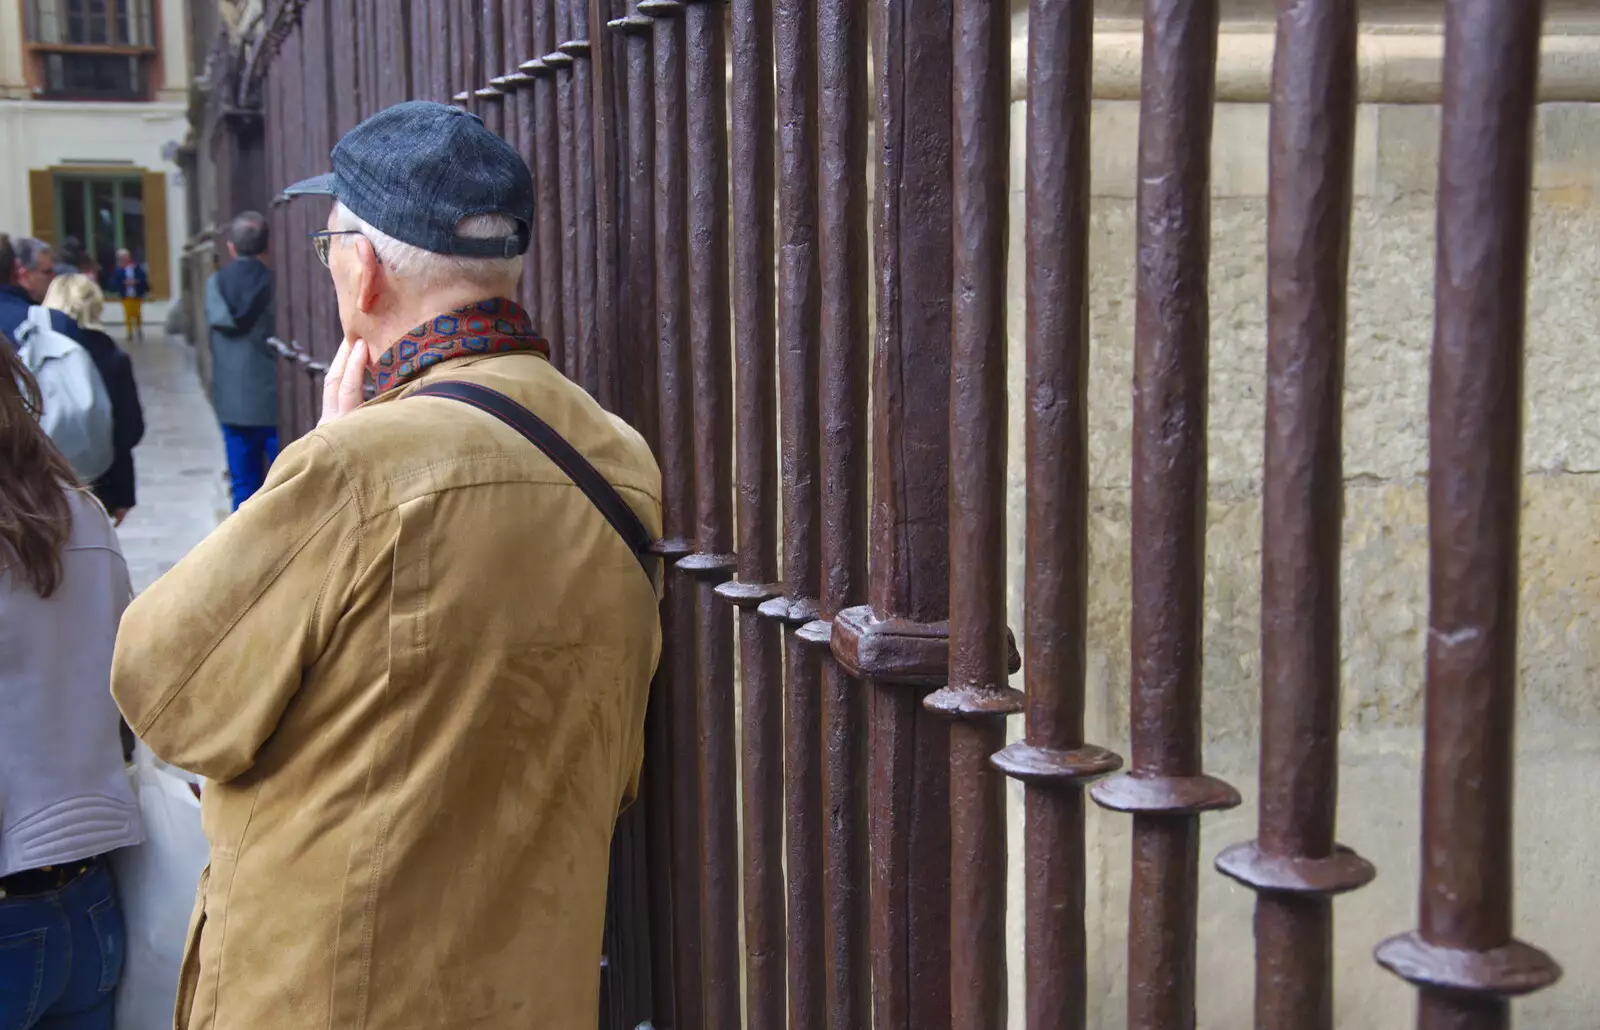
29, 167, 172, 300
23, 0, 159, 101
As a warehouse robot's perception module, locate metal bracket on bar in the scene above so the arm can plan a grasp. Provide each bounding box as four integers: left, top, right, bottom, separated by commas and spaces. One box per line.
756, 594, 820, 627
795, 618, 832, 650
541, 50, 574, 71
606, 14, 654, 33
650, 537, 696, 563
829, 605, 1020, 688
991, 741, 1122, 786
713, 580, 782, 610
1214, 842, 1375, 896
1373, 933, 1561, 999
475, 86, 506, 101
519, 57, 553, 77
637, 0, 684, 17
677, 552, 737, 585
1089, 772, 1241, 815
451, 91, 471, 103
558, 39, 592, 58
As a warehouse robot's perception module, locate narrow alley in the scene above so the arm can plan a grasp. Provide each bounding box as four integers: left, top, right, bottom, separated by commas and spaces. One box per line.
116, 331, 228, 593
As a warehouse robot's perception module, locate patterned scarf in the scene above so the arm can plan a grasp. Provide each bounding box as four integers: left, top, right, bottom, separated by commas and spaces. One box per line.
373, 297, 550, 394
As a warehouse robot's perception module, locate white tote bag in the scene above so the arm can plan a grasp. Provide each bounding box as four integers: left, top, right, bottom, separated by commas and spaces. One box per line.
112, 745, 208, 1030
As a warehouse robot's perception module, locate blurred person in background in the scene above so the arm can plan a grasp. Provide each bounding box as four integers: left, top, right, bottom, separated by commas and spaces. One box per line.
111, 250, 149, 344
206, 211, 279, 510
45, 273, 146, 524
0, 333, 142, 1030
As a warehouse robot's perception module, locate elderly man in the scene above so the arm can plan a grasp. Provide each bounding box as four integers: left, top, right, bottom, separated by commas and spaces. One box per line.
205, 211, 279, 509
0, 235, 79, 345
112, 102, 663, 1030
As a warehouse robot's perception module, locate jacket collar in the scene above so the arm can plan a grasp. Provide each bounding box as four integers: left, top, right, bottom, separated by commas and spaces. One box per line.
372, 298, 549, 395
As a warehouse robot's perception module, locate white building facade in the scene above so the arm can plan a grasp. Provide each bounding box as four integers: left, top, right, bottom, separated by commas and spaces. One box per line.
0, 0, 189, 325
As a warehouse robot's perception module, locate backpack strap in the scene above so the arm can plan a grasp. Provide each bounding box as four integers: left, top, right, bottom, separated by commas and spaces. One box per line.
409, 380, 660, 589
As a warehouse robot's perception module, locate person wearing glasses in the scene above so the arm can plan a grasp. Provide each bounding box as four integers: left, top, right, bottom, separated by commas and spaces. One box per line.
204, 211, 279, 510
111, 102, 663, 1030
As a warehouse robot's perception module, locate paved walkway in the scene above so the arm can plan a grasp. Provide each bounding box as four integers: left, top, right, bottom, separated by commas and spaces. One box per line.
115, 330, 230, 593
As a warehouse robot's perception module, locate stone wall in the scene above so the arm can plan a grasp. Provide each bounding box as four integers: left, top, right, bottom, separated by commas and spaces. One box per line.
997, 14, 1600, 1029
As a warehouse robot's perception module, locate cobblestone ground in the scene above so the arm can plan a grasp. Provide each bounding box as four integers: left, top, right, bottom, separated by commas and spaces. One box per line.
115, 330, 230, 593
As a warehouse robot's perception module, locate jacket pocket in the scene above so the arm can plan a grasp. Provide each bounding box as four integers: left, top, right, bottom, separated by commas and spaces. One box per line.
172, 865, 210, 1030
0, 927, 47, 1030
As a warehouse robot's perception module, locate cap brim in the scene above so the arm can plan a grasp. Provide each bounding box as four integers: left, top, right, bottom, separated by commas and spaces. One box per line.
282, 172, 340, 198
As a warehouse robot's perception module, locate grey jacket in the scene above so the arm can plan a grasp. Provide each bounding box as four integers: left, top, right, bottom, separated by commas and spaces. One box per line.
205, 259, 279, 428
0, 490, 142, 875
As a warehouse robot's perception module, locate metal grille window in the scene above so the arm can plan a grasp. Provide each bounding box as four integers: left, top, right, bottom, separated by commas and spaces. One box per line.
26, 0, 158, 101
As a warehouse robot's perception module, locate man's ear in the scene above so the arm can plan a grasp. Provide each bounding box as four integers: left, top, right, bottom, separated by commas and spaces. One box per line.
356, 237, 382, 313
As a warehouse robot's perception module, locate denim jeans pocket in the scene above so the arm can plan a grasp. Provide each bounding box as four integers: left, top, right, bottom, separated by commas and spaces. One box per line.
0, 926, 47, 1030
86, 893, 125, 994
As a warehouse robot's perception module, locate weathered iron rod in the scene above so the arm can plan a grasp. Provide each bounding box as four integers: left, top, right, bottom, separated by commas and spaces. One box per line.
852, 2, 956, 1025
766, 0, 826, 1023
429, 0, 452, 101
477, 0, 506, 135
553, 0, 581, 380
378, 0, 407, 107
990, 1, 1124, 1027
409, 0, 431, 99
568, 0, 600, 396
529, 0, 565, 370
676, 1, 739, 1025
927, 0, 1023, 1026
643, 4, 703, 1027
588, 0, 622, 412
717, 0, 785, 1024
1373, 2, 1561, 1027
1087, 1, 1241, 1028
618, 5, 659, 448
1212, 2, 1374, 1028
812, 0, 872, 1024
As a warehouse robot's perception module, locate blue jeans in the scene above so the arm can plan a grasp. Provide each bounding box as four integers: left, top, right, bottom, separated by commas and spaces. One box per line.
0, 860, 125, 1030
222, 424, 280, 511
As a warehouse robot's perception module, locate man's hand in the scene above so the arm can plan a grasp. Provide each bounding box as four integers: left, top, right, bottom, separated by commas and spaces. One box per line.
110, 508, 130, 527
318, 338, 370, 427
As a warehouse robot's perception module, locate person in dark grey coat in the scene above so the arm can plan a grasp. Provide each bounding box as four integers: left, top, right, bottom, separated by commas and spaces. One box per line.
206, 211, 280, 510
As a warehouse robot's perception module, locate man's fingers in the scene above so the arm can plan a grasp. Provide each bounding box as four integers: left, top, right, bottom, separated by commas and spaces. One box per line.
321, 338, 351, 423
338, 339, 368, 412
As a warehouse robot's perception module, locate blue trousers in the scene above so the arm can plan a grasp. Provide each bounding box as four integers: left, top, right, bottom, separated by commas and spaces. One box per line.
222, 423, 280, 511
0, 860, 125, 1030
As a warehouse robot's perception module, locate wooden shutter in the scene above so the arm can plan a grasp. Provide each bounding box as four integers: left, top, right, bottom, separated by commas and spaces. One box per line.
28, 170, 56, 245
142, 170, 171, 300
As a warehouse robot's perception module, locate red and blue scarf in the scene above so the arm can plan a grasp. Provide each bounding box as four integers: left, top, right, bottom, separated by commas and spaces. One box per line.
374, 297, 549, 394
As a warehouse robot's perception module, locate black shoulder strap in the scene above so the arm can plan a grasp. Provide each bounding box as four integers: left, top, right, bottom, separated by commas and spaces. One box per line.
409, 380, 659, 587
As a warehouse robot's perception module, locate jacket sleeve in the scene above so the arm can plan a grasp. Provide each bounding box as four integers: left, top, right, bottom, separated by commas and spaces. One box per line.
205, 275, 237, 333
109, 348, 145, 452
112, 433, 365, 781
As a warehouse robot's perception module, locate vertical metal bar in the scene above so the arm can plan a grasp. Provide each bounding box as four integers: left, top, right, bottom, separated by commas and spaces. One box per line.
379, 0, 408, 107
508, 0, 539, 318
449, 0, 467, 99
1374, 2, 1561, 1027
410, 0, 431, 99
526, 0, 565, 370
479, 0, 507, 135
588, 0, 622, 411
848, 1, 956, 1025
306, 0, 339, 367
924, 0, 1022, 1026
812, 0, 871, 1024
568, 0, 600, 396
1213, 3, 1373, 1029
766, 0, 826, 1022
1087, 2, 1241, 1029
716, 0, 783, 1023
678, 2, 738, 1024
552, 0, 581, 380
430, 0, 452, 100
330, 0, 360, 137
990, 1, 1124, 1028
642, 3, 703, 1027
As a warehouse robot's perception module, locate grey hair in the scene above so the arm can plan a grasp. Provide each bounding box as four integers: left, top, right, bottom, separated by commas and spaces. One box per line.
230, 211, 269, 256
15, 237, 52, 271
330, 202, 522, 292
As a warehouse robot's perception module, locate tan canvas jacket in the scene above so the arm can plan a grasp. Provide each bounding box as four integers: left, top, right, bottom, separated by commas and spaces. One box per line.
112, 349, 662, 1029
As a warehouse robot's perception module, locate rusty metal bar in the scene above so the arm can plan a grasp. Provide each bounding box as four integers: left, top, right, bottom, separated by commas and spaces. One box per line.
990, 1, 1123, 1027
429, 0, 452, 100
834, 1, 956, 1025
508, 0, 539, 317
765, 0, 826, 1022
713, 0, 783, 1023
1212, 2, 1373, 1028
526, 0, 565, 370
588, 0, 623, 412
677, 2, 739, 1025
568, 0, 600, 396
811, 0, 871, 1024
642, 3, 704, 1027
1373, 2, 1561, 1027
1087, 2, 1241, 1028
377, 0, 408, 107
553, 0, 581, 380
478, 0, 507, 135
923, 0, 1023, 1025
410, 0, 432, 99
449, 0, 467, 98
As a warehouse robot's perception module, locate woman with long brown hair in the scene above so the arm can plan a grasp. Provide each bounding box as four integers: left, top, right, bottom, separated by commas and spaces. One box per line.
0, 332, 142, 1029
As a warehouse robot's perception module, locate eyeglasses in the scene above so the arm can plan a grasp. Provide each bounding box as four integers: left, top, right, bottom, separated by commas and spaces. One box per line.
308, 230, 366, 268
